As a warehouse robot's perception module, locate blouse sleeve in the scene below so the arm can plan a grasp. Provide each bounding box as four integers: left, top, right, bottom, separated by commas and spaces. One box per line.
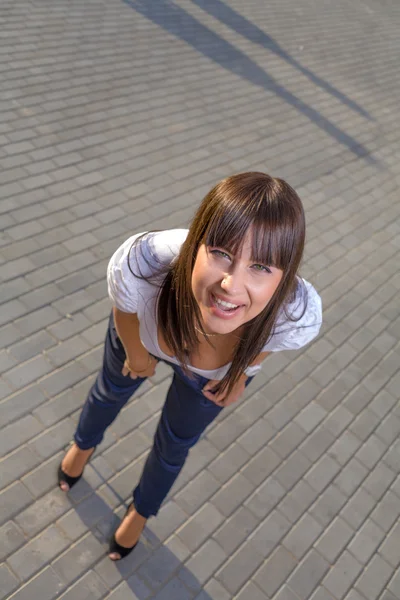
107, 229, 189, 314
107, 232, 148, 313
262, 279, 322, 352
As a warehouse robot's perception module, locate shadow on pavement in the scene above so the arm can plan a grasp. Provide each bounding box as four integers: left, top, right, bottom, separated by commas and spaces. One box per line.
68, 479, 213, 598
122, 0, 376, 164
191, 0, 373, 121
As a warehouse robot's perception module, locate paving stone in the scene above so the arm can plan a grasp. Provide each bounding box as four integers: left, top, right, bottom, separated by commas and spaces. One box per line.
254, 545, 298, 597
145, 501, 187, 543
273, 586, 302, 600
9, 331, 56, 362
15, 489, 70, 537
7, 524, 70, 582
241, 446, 281, 485
244, 477, 286, 519
181, 539, 227, 589
104, 581, 149, 600
315, 516, 354, 563
5, 566, 64, 600
38, 362, 89, 397
326, 429, 360, 464
279, 479, 319, 524
378, 522, 400, 568
355, 554, 394, 600
275, 450, 312, 491
388, 569, 400, 597
177, 503, 224, 553
44, 335, 92, 367
27, 417, 76, 460
15, 306, 61, 337
295, 402, 328, 433
3, 355, 53, 391
47, 313, 93, 341
0, 481, 33, 526
56, 509, 90, 543
376, 413, 400, 446
282, 512, 323, 560
269, 421, 308, 459
32, 380, 92, 427
370, 490, 400, 533
340, 486, 377, 530
236, 417, 276, 455
151, 577, 192, 600
175, 470, 220, 516
208, 443, 250, 485
334, 458, 369, 497
348, 519, 385, 565
52, 533, 105, 585
57, 570, 108, 600
287, 550, 330, 600
215, 540, 264, 595
379, 592, 398, 600
362, 462, 397, 501
0, 521, 26, 562
309, 484, 348, 528
322, 551, 363, 600
0, 445, 41, 491
249, 509, 291, 558
350, 409, 381, 442
212, 506, 259, 555
205, 412, 249, 452
211, 473, 254, 517
0, 385, 47, 428
305, 454, 342, 493
0, 563, 19, 599
234, 581, 268, 600
137, 544, 183, 590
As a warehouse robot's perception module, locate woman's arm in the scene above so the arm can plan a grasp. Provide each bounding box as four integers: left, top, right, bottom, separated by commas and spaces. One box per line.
113, 307, 157, 378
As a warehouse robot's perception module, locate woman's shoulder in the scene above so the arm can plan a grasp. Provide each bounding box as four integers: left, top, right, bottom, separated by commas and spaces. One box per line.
145, 229, 189, 266
263, 278, 322, 352
114, 228, 188, 273
107, 229, 188, 313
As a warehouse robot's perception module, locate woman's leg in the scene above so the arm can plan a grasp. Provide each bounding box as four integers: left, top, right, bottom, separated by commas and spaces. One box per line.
109, 368, 222, 558
60, 312, 147, 490
74, 312, 147, 449
133, 369, 223, 519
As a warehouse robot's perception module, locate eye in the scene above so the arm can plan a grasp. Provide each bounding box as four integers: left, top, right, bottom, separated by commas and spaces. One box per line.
210, 249, 231, 260
252, 263, 272, 274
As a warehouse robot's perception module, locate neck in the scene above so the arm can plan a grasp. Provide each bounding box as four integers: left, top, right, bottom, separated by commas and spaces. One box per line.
195, 325, 243, 340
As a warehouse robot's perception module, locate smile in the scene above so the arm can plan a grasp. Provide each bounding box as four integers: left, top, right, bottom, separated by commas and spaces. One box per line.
214, 297, 239, 310
210, 293, 244, 318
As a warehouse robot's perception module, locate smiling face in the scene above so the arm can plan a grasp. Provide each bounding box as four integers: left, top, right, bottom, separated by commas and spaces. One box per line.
191, 227, 284, 336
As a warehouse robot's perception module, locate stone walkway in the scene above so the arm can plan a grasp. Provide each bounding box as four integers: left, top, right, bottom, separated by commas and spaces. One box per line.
1, 0, 400, 599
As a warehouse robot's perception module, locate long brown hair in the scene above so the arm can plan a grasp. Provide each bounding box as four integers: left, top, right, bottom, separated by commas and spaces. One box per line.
131, 172, 307, 395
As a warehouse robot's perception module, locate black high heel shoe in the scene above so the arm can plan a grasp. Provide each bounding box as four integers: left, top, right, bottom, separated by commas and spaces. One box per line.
109, 503, 142, 560
57, 444, 96, 491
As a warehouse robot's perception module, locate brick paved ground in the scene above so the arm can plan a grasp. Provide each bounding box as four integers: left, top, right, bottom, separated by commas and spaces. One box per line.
1, 0, 400, 598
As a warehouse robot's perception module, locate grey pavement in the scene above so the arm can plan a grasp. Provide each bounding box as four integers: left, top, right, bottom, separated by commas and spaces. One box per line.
1, 0, 400, 598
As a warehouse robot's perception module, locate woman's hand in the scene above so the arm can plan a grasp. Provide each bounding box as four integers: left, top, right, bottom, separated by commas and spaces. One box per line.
202, 375, 247, 407
122, 355, 157, 379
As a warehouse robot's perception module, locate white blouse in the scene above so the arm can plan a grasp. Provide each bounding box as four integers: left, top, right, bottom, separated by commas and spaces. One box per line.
107, 230, 322, 380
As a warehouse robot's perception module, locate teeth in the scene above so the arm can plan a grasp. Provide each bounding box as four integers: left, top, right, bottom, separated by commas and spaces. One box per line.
214, 296, 239, 309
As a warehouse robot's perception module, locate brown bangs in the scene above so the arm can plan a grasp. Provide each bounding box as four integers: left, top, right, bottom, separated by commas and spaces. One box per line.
203, 178, 302, 272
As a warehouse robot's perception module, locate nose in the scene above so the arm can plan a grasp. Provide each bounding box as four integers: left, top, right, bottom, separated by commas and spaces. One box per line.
220, 269, 244, 295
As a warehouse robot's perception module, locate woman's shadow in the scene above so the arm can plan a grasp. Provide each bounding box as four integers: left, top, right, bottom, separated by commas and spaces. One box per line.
121, 0, 377, 164
67, 457, 219, 599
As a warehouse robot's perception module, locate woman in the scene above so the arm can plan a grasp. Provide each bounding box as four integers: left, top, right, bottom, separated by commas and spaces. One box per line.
57, 172, 322, 560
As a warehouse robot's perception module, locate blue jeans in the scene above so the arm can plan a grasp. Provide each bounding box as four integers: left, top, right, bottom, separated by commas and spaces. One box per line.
74, 312, 226, 518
